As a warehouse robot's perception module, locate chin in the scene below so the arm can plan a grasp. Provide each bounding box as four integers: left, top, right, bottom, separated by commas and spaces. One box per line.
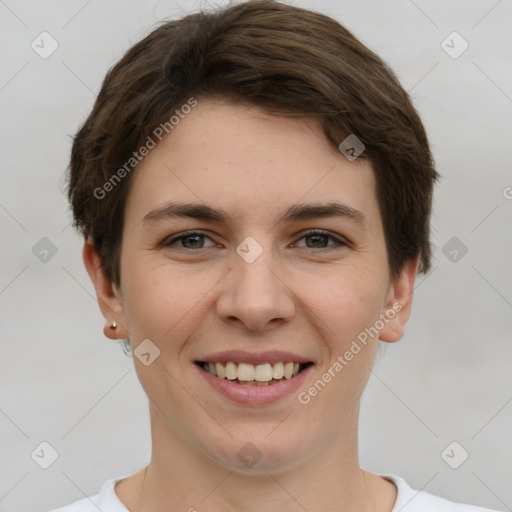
203, 431, 312, 476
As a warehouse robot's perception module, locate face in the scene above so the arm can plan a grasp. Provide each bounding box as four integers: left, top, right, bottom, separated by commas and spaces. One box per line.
86, 98, 416, 474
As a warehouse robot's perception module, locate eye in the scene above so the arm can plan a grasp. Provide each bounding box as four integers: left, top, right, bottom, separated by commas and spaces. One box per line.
163, 231, 217, 249
294, 229, 348, 249
162, 229, 348, 251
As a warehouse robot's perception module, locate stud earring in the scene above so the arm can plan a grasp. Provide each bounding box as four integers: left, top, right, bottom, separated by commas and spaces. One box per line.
110, 321, 117, 329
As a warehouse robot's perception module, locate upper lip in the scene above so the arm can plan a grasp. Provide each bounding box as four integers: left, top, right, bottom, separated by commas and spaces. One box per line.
195, 350, 313, 366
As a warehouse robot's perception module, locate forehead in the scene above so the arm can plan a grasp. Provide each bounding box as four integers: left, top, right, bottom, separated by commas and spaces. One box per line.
125, 99, 380, 227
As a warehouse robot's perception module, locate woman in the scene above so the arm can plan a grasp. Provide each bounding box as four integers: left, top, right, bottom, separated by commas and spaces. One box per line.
51, 1, 500, 510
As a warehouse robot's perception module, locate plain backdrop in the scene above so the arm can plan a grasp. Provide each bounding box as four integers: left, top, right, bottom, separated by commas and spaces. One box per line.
0, 0, 511, 510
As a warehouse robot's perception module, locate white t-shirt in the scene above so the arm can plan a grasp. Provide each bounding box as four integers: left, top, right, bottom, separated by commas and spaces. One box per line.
49, 473, 501, 511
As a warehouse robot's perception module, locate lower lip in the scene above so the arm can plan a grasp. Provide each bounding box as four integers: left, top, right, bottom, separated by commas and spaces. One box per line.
194, 363, 314, 405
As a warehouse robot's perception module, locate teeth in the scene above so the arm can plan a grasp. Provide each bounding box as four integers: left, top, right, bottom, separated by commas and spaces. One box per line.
237, 363, 255, 381
283, 362, 294, 379
273, 361, 284, 379
215, 362, 225, 379
225, 361, 238, 380
201, 360, 308, 382
237, 380, 270, 387
254, 363, 273, 382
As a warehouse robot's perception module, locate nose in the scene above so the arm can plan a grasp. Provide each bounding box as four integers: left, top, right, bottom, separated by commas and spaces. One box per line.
216, 245, 296, 332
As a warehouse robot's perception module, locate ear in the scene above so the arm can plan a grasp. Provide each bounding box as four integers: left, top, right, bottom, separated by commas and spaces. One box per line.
379, 255, 420, 343
82, 237, 129, 340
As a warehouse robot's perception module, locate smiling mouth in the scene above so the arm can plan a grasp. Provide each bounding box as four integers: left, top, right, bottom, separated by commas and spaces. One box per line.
195, 361, 314, 386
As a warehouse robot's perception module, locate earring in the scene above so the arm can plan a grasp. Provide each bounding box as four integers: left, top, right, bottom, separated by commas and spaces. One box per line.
120, 338, 132, 357
110, 321, 117, 329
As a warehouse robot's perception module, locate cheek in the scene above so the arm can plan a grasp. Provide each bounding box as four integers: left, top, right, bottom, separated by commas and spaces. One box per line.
121, 259, 222, 343
297, 262, 388, 343
297, 267, 385, 423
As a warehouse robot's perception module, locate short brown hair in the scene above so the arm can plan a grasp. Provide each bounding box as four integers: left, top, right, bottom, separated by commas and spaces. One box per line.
68, 0, 438, 286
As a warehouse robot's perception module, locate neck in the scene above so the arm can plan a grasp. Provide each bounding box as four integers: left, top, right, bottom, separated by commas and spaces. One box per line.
117, 403, 396, 512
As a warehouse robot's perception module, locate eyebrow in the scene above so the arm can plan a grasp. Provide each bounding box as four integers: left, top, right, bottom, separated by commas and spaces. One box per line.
142, 201, 369, 229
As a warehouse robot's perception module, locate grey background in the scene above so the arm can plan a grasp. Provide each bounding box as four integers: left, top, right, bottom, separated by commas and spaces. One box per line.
0, 0, 511, 510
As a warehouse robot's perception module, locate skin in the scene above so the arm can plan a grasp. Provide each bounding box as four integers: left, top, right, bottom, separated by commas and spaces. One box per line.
84, 98, 418, 512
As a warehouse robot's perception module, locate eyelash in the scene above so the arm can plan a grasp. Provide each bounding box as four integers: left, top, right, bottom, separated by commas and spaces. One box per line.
163, 229, 348, 250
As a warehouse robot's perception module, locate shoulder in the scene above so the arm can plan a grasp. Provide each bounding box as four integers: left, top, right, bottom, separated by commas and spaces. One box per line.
48, 476, 129, 512
384, 474, 503, 512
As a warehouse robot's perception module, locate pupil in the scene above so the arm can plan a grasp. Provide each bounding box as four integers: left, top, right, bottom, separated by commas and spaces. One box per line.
307, 234, 327, 248
184, 235, 203, 248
